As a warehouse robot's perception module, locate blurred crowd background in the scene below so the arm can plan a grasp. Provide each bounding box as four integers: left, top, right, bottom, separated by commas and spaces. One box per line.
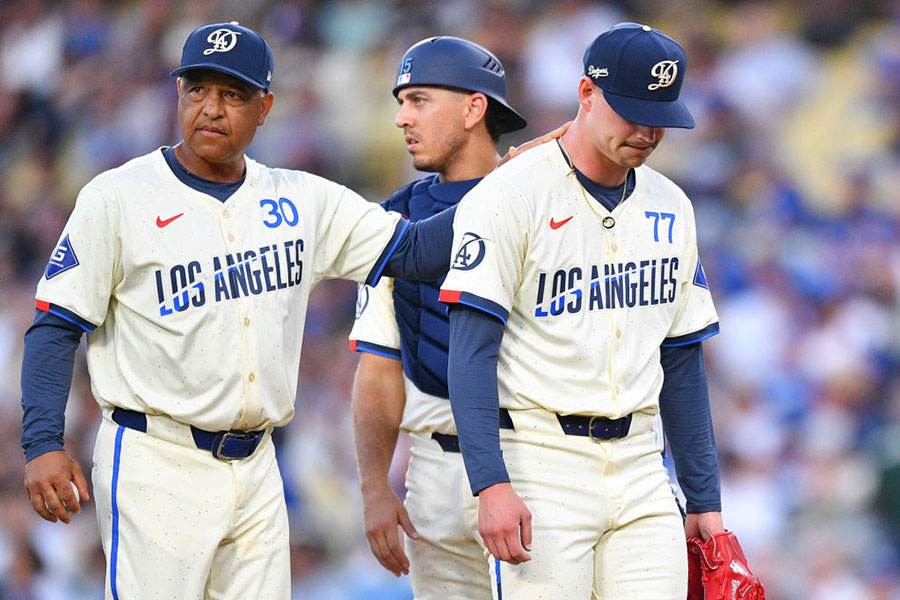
1, 0, 899, 598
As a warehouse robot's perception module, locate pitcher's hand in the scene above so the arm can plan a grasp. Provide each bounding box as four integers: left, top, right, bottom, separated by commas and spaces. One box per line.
478, 482, 532, 564
24, 450, 90, 524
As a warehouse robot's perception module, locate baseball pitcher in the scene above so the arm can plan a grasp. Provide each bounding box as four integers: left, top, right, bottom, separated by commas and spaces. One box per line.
441, 22, 763, 599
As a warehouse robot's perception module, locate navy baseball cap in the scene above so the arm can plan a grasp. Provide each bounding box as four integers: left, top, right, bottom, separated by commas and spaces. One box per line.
583, 22, 694, 129
171, 22, 274, 90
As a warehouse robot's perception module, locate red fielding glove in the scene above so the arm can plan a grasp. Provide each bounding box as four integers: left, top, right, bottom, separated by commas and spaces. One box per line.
687, 533, 705, 600
686, 530, 765, 600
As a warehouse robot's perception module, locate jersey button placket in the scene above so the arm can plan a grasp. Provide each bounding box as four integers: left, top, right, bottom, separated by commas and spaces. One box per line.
222, 209, 235, 247
606, 229, 622, 410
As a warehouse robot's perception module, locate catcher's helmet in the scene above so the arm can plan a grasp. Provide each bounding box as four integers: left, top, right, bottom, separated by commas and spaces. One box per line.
393, 36, 527, 134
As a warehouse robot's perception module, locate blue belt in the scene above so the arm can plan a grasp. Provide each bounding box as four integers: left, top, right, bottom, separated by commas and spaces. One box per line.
112, 407, 265, 460
431, 432, 461, 453
434, 409, 632, 453
499, 408, 632, 440
431, 408, 518, 453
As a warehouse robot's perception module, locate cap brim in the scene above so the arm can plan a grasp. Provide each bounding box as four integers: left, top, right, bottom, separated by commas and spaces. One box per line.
171, 64, 268, 91
603, 89, 695, 129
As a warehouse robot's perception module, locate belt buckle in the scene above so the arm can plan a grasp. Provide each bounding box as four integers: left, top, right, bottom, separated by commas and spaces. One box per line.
213, 430, 255, 461
588, 416, 602, 442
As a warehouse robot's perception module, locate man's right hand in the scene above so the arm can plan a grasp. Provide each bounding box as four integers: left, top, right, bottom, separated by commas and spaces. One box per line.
362, 483, 419, 576
498, 121, 572, 166
24, 450, 90, 524
477, 481, 532, 564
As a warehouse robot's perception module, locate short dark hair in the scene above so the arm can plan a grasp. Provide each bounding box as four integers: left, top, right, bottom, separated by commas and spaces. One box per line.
484, 99, 506, 143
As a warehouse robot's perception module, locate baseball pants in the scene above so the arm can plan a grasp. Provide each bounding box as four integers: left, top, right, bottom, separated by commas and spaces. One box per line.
493, 409, 687, 600
404, 431, 492, 600
92, 412, 290, 599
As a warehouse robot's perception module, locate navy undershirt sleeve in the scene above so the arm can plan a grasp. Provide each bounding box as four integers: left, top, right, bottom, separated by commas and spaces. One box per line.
378, 205, 456, 283
447, 304, 509, 495
659, 342, 722, 513
21, 309, 83, 461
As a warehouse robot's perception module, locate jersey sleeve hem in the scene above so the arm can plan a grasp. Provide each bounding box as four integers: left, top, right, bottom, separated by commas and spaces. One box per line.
470, 471, 511, 496
661, 322, 719, 347
36, 300, 97, 334
439, 290, 509, 323
684, 502, 723, 514
23, 437, 66, 462
365, 218, 409, 287
349, 340, 402, 360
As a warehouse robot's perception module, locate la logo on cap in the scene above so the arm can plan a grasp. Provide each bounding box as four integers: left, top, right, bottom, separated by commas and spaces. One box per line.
649, 60, 678, 90
204, 28, 241, 55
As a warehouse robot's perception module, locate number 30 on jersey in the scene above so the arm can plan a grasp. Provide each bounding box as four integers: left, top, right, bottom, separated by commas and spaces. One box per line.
260, 197, 299, 228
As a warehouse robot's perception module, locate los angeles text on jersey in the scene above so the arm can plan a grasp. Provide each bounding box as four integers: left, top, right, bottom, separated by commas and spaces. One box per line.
154, 238, 304, 316
533, 257, 679, 317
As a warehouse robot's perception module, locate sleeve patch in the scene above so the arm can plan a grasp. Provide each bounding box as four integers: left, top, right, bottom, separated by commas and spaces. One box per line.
451, 232, 487, 271
693, 257, 709, 290
354, 285, 370, 319
45, 234, 80, 280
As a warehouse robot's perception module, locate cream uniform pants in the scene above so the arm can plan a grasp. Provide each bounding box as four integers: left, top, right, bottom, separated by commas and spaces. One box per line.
404, 431, 493, 600
92, 413, 290, 599
491, 409, 687, 600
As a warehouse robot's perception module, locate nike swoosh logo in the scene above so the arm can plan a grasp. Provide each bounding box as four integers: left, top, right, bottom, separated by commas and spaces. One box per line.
550, 216, 573, 229
156, 213, 184, 228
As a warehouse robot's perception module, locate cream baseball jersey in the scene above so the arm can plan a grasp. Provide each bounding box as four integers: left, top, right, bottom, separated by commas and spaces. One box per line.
440, 141, 719, 418
350, 280, 401, 358
36, 149, 402, 432
350, 280, 457, 434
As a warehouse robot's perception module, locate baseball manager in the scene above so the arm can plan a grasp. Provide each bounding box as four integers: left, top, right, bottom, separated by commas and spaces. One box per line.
20, 21, 453, 600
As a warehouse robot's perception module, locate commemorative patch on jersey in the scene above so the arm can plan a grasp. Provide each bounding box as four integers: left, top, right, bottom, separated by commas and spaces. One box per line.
451, 232, 486, 271
693, 257, 709, 290
45, 234, 80, 280
355, 284, 370, 319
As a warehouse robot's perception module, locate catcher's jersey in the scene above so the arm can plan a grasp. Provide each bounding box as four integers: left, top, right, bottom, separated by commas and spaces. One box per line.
350, 278, 456, 434
440, 142, 719, 418
36, 149, 402, 432
349, 175, 479, 435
